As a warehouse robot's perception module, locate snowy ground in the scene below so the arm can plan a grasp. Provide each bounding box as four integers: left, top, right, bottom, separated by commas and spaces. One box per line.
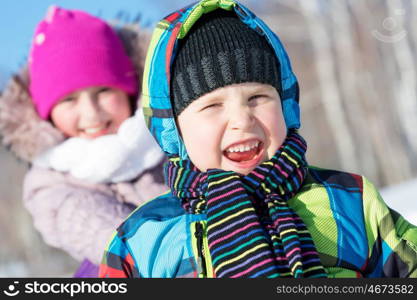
380, 178, 417, 226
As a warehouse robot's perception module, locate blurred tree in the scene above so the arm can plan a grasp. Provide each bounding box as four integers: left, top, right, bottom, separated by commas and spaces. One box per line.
257, 0, 417, 187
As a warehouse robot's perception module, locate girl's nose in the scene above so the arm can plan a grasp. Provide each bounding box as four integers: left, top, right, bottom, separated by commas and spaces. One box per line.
78, 93, 101, 123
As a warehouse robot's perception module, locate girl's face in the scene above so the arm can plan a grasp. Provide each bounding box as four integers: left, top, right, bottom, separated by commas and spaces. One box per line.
51, 86, 131, 139
177, 82, 287, 175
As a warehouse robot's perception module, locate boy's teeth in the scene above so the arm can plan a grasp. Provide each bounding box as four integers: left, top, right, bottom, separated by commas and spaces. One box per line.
227, 141, 259, 153
224, 141, 261, 163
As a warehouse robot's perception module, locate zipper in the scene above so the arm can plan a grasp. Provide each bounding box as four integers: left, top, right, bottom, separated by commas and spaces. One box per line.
194, 222, 207, 277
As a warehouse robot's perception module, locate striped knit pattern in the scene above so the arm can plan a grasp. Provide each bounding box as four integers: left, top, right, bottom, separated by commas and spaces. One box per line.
165, 131, 327, 278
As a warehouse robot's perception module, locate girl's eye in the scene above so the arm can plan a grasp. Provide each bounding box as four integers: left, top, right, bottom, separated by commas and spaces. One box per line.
61, 97, 75, 103
97, 87, 111, 94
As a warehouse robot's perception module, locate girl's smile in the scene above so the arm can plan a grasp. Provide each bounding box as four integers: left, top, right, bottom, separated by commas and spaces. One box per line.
51, 86, 131, 139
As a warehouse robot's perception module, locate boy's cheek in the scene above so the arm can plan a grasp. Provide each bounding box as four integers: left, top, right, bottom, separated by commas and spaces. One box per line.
184, 133, 223, 171
260, 124, 286, 159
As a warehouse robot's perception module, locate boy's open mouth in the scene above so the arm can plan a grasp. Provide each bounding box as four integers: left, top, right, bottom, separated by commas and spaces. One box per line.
223, 140, 263, 163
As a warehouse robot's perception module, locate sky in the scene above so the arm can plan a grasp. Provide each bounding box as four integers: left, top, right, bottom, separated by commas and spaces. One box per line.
0, 0, 192, 89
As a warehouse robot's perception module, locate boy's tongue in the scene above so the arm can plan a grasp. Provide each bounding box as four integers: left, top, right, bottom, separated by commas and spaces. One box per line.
224, 147, 258, 162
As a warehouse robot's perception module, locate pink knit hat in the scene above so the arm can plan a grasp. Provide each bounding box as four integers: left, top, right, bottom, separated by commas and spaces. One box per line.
29, 6, 138, 120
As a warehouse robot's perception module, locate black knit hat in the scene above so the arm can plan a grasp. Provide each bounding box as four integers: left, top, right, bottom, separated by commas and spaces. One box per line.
171, 9, 281, 117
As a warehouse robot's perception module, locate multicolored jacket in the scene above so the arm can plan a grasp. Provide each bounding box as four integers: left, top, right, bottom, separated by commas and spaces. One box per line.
99, 0, 417, 278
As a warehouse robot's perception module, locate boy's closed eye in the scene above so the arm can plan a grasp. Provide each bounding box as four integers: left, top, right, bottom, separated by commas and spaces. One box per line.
248, 94, 269, 105
197, 94, 274, 112
200, 102, 222, 111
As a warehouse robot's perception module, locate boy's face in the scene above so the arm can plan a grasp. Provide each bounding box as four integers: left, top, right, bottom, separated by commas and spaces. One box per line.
51, 86, 131, 139
177, 82, 287, 175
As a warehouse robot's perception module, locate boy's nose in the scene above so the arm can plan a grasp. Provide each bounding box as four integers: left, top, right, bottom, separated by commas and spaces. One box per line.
228, 106, 255, 131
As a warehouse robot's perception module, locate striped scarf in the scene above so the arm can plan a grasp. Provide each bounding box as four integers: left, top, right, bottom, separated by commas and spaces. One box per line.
165, 131, 327, 278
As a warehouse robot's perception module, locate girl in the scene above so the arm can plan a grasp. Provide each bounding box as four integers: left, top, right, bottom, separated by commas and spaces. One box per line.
0, 6, 167, 277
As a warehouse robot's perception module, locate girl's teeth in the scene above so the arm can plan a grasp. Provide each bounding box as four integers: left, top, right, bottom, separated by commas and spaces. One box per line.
85, 127, 104, 134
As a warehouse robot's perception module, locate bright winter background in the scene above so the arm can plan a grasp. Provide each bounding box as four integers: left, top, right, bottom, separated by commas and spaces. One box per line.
1, 0, 416, 276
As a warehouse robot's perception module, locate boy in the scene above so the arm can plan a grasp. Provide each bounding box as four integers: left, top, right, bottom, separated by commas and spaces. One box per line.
99, 0, 417, 278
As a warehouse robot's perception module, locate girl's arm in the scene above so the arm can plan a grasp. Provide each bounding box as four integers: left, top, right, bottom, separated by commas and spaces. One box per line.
23, 166, 135, 265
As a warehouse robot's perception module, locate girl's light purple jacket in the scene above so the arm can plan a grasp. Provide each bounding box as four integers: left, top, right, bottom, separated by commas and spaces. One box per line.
0, 25, 168, 274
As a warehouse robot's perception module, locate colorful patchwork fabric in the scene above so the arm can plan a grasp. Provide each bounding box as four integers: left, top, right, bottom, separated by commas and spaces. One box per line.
99, 167, 417, 278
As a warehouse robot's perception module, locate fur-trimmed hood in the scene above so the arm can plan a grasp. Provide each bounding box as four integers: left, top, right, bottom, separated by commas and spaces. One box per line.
0, 23, 151, 163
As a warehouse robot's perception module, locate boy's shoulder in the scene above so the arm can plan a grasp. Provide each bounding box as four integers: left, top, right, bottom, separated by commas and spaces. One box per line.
116, 191, 186, 239
102, 192, 198, 278
305, 165, 365, 192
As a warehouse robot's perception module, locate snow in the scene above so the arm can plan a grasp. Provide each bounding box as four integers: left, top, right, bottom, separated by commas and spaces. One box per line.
380, 178, 417, 226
